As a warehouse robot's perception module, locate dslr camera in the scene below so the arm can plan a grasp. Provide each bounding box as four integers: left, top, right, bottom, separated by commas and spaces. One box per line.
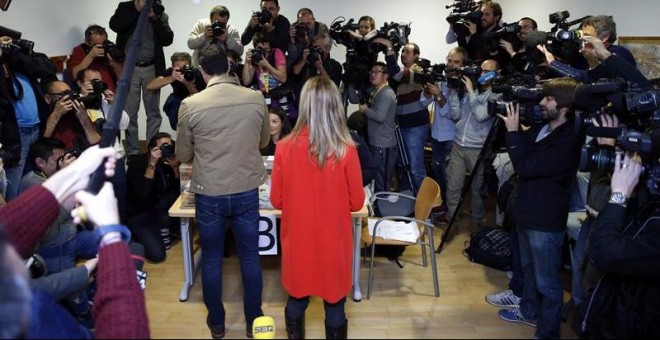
177, 65, 196, 82
251, 47, 265, 65
103, 40, 125, 63
211, 21, 226, 36
293, 22, 308, 43
159, 143, 175, 159
90, 79, 108, 95
152, 0, 165, 16
306, 46, 322, 66
254, 8, 273, 25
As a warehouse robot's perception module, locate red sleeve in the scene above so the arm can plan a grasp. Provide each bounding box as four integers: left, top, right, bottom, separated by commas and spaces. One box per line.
93, 242, 150, 339
0, 186, 60, 258
345, 146, 365, 211
270, 141, 284, 209
67, 45, 85, 71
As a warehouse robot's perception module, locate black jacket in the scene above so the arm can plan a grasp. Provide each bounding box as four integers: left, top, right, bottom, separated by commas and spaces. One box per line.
585, 202, 660, 338
126, 153, 180, 217
0, 50, 55, 167
505, 121, 583, 232
109, 1, 174, 76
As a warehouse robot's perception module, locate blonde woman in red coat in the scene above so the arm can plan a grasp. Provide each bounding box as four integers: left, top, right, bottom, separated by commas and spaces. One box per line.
270, 76, 365, 339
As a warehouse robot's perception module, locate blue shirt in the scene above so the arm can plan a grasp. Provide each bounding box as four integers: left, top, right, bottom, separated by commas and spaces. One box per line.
12, 73, 40, 127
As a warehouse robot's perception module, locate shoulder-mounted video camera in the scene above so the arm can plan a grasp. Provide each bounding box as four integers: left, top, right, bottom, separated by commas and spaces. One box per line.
488, 84, 545, 125
368, 22, 411, 53
445, 0, 483, 25
413, 58, 447, 85
329, 17, 360, 47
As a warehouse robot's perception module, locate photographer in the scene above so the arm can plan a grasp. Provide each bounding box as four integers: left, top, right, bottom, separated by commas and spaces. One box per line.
584, 152, 660, 338
465, 1, 503, 63
241, 0, 291, 53
126, 132, 180, 262
287, 8, 329, 72
445, 59, 500, 233
499, 17, 545, 76
187, 5, 244, 67
66, 25, 120, 92
496, 78, 584, 339
377, 39, 433, 194
290, 34, 342, 102
110, 0, 174, 157
147, 52, 206, 130
42, 80, 100, 152
0, 32, 56, 201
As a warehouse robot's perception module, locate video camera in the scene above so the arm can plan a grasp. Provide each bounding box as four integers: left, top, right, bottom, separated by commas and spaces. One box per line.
445, 0, 483, 25
367, 22, 412, 53
488, 85, 545, 125
0, 25, 35, 56
293, 22, 308, 43
176, 65, 196, 81
328, 17, 361, 47
573, 78, 660, 131
413, 59, 447, 85
524, 11, 592, 62
254, 8, 273, 25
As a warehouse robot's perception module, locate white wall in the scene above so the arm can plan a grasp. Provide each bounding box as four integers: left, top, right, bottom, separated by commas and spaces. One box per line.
1, 0, 657, 138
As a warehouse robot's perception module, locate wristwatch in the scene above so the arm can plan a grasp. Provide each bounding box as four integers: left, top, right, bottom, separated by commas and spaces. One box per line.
609, 192, 629, 206
95, 224, 132, 246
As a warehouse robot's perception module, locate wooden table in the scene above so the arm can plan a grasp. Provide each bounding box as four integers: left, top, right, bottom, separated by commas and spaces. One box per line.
168, 194, 369, 302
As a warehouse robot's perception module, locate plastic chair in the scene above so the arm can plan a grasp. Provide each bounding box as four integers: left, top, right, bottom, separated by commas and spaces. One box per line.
363, 177, 442, 299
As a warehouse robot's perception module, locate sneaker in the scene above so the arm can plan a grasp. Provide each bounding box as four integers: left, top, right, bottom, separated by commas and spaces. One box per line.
498, 307, 537, 327
486, 289, 521, 308
506, 271, 513, 280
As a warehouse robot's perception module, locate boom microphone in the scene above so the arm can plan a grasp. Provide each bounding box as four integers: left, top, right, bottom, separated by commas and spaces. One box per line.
252, 316, 275, 339
524, 30, 548, 49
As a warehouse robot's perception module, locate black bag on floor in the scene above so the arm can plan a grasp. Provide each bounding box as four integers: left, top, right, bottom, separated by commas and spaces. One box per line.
463, 226, 512, 271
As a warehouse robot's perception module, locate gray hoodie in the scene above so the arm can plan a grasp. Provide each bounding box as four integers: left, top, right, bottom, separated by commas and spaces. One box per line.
448, 89, 500, 148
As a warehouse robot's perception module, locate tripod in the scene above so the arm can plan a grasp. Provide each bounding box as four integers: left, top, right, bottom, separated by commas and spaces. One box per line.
435, 118, 501, 253
394, 120, 416, 196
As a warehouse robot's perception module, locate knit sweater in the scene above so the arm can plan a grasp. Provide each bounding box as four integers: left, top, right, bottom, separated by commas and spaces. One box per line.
0, 185, 150, 338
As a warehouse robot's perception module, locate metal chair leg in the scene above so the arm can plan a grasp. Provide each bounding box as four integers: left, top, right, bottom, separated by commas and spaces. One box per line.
428, 228, 440, 297
367, 234, 377, 300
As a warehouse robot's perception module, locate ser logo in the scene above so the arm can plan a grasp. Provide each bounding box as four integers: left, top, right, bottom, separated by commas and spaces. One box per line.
254, 325, 274, 333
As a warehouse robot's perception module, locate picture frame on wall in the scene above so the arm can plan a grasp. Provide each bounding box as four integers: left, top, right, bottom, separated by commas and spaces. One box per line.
618, 36, 660, 82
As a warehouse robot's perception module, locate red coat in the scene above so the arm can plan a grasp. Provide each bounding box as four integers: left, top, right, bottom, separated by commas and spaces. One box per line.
270, 127, 365, 303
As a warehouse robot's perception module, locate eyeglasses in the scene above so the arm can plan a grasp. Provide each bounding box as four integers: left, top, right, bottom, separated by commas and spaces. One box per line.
369, 70, 385, 75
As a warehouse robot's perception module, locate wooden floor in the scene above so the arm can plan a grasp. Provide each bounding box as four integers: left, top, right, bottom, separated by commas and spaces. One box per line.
144, 207, 578, 339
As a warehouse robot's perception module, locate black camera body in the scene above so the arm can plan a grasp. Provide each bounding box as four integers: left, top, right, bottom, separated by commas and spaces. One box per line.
0, 25, 35, 56
91, 79, 108, 95
488, 85, 545, 125
152, 0, 165, 16
211, 21, 225, 36
306, 46, 322, 66
370, 22, 411, 53
254, 9, 273, 25
178, 64, 196, 81
293, 23, 308, 42
103, 40, 125, 63
329, 17, 360, 47
251, 47, 265, 65
445, 0, 482, 25
160, 143, 175, 159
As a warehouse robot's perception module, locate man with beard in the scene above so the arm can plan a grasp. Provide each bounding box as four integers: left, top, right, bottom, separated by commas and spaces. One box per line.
496, 77, 584, 339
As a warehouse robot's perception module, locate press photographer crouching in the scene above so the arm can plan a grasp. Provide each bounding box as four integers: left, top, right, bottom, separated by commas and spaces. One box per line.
584, 151, 660, 338
126, 132, 180, 263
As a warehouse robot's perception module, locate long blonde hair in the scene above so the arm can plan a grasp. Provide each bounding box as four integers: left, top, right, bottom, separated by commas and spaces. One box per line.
288, 76, 354, 168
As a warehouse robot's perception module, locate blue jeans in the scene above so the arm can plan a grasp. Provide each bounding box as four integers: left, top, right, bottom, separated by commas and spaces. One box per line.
571, 217, 592, 306
399, 125, 429, 194
37, 230, 98, 274
431, 139, 452, 203
508, 226, 523, 297
286, 296, 346, 327
4, 124, 40, 200
196, 189, 263, 329
369, 145, 398, 193
28, 289, 92, 339
518, 228, 564, 339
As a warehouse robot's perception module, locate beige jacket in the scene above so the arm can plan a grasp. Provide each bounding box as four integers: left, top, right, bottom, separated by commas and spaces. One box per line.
176, 75, 270, 196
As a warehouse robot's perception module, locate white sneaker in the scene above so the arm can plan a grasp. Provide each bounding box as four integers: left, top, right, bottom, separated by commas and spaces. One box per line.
486, 289, 521, 308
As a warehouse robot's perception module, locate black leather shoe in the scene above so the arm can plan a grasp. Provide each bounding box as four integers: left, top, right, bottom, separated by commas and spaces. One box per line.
207, 316, 225, 339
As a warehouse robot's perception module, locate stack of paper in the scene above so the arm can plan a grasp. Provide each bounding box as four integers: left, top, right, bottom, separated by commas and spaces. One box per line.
367, 219, 420, 243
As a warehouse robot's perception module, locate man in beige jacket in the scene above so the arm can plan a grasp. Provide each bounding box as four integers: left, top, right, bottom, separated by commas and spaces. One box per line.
176, 45, 270, 339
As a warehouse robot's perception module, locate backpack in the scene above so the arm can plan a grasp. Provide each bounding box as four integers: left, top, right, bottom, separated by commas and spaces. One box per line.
463, 226, 512, 271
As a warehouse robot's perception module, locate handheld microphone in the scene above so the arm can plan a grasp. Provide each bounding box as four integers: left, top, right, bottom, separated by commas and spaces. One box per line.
252, 316, 276, 339
478, 71, 497, 85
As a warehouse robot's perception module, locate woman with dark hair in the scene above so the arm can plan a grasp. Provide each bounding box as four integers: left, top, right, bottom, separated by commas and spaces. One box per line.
126, 132, 180, 262
260, 107, 291, 156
